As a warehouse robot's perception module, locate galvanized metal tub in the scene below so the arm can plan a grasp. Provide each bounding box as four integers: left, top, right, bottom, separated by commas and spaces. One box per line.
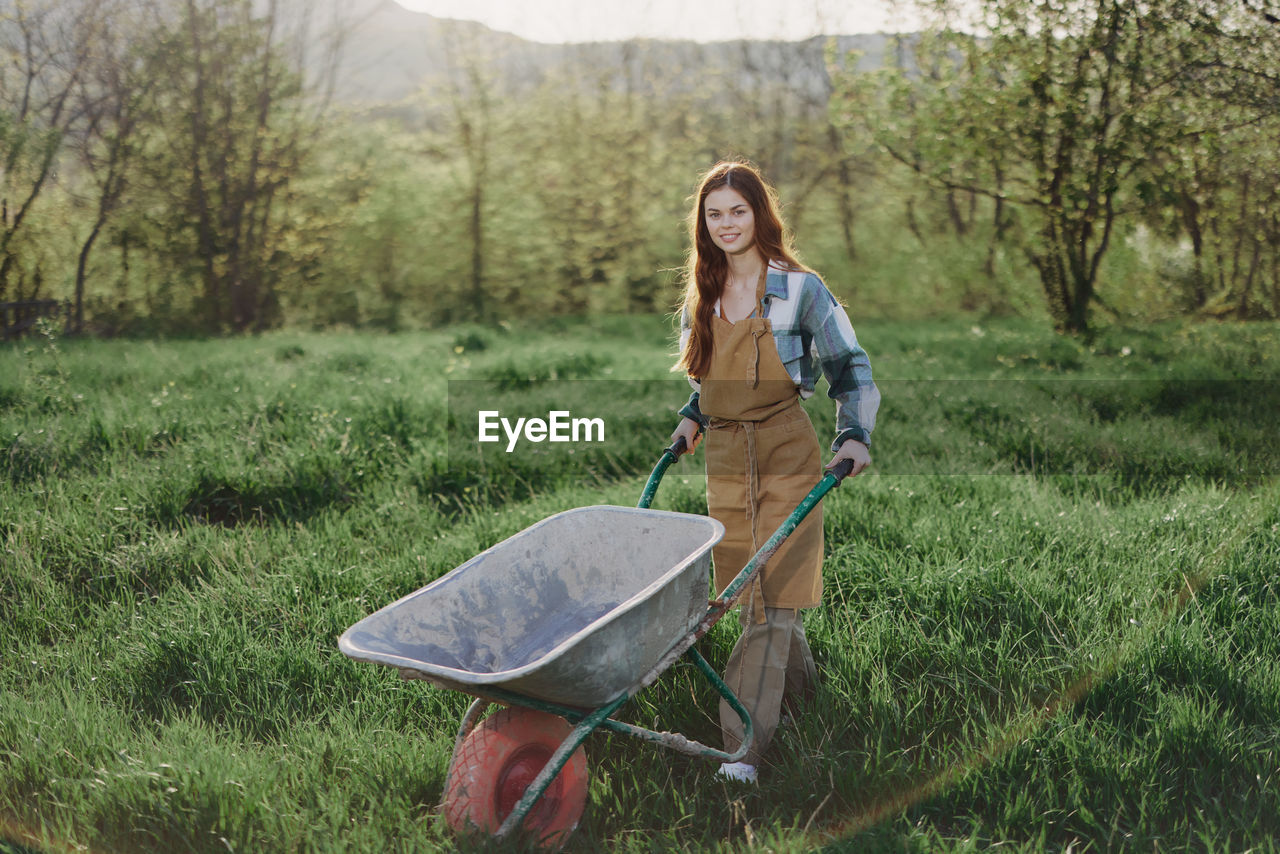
338, 505, 725, 708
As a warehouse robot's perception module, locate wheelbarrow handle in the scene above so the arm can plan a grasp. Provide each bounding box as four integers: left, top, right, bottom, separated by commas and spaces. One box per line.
637, 435, 688, 509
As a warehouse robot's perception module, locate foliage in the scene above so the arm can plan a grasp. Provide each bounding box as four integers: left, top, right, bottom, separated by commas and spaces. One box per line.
132, 0, 338, 333
0, 0, 102, 302
832, 0, 1280, 333
3, 1, 1279, 335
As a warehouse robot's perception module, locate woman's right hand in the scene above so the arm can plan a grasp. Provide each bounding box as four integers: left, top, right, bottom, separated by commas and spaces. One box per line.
670, 417, 703, 455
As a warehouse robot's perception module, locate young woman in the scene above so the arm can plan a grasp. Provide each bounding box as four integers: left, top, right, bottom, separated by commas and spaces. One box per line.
670, 160, 879, 783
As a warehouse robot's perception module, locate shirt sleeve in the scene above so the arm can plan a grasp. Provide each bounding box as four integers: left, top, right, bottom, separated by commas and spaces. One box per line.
797, 275, 880, 451
679, 391, 707, 428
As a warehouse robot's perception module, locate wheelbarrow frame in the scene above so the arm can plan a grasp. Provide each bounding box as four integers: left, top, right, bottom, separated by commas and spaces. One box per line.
426, 437, 856, 841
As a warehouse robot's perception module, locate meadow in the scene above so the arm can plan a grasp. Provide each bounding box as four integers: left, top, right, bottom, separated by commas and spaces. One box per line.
2, 315, 1278, 853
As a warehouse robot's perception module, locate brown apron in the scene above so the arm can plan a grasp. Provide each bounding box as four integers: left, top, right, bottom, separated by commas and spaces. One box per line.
699, 269, 824, 613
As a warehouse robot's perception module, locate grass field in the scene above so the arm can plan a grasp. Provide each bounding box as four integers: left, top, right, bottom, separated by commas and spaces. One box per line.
2, 315, 1279, 852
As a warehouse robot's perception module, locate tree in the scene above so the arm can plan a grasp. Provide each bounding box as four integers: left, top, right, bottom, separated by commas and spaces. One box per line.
68, 0, 152, 333
834, 0, 1280, 333
134, 0, 343, 333
0, 0, 100, 301
1137, 3, 1280, 318
513, 59, 667, 315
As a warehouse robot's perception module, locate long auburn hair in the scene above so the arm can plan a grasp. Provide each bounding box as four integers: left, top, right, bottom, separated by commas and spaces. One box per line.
675, 160, 806, 379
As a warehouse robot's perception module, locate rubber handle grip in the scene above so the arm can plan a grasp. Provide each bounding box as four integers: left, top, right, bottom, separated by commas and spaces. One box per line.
828, 458, 856, 482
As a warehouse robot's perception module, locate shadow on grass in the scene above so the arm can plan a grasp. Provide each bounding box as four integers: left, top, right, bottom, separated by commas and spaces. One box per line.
882, 377, 1280, 495
177, 473, 354, 528
0, 840, 43, 854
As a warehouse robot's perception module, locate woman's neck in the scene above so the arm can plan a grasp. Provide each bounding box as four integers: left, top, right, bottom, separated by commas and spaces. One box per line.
724, 250, 765, 289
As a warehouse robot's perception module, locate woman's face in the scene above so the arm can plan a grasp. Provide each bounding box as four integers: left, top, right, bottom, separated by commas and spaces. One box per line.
703, 187, 756, 258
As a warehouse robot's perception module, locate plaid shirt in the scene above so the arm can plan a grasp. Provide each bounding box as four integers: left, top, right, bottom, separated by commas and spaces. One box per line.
679, 262, 880, 451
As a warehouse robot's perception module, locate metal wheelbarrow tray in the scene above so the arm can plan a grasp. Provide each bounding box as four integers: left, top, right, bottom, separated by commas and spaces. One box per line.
338, 504, 724, 708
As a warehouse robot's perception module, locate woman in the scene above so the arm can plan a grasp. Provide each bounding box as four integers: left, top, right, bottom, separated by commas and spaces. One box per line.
670, 160, 879, 783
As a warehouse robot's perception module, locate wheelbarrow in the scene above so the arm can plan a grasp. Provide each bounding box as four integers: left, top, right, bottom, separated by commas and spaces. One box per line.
338, 437, 857, 847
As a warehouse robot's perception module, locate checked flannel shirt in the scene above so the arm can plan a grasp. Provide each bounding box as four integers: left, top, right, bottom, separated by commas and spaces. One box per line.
679, 262, 880, 452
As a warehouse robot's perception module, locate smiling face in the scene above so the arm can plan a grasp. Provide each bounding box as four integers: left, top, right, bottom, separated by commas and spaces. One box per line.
703, 187, 757, 258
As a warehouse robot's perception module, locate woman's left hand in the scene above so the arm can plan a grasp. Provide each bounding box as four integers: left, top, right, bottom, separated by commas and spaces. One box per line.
826, 439, 871, 478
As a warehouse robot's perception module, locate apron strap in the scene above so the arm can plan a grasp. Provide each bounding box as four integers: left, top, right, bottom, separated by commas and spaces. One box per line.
749, 327, 768, 389
743, 421, 768, 624
747, 268, 769, 390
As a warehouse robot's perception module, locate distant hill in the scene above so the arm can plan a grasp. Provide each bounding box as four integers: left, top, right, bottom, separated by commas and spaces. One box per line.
334, 0, 896, 107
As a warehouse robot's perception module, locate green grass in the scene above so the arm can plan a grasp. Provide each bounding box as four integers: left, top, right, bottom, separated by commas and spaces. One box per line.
2, 315, 1278, 852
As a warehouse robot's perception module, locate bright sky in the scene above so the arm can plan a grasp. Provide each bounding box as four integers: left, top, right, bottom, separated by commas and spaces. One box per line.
391, 0, 925, 43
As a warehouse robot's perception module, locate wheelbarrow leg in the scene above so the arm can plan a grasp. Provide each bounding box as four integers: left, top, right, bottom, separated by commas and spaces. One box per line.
685, 647, 754, 764
494, 693, 629, 841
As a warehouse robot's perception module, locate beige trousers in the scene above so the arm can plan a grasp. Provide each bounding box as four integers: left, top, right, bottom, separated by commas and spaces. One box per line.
719, 604, 818, 767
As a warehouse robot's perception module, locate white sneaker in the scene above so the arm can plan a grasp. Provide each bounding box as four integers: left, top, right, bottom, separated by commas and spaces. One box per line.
716, 761, 758, 784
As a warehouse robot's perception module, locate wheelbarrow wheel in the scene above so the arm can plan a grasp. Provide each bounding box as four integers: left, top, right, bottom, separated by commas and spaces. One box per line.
444, 706, 588, 848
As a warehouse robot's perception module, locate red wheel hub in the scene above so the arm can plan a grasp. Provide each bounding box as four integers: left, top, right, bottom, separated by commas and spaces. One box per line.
496, 745, 559, 829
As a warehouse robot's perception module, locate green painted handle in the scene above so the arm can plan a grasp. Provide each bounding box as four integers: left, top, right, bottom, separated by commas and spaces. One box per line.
637, 436, 687, 509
